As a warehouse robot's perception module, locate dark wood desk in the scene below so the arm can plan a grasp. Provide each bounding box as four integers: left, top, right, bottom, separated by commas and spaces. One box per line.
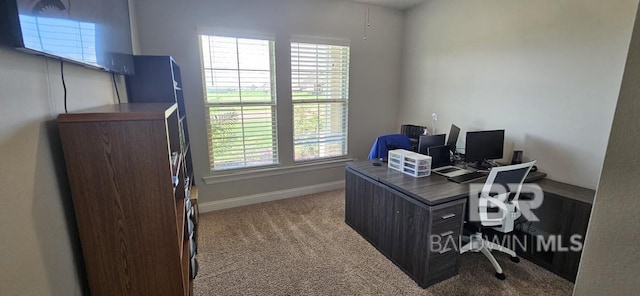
506, 178, 594, 282
345, 161, 595, 287
345, 161, 468, 288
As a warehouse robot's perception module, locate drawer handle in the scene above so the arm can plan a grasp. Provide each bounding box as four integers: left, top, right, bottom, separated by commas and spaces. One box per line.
440, 231, 454, 237
441, 213, 456, 220
439, 248, 452, 254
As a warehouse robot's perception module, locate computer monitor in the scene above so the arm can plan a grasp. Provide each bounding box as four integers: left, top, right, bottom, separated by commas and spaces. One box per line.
465, 130, 505, 169
427, 145, 451, 168
446, 124, 461, 152
418, 134, 446, 155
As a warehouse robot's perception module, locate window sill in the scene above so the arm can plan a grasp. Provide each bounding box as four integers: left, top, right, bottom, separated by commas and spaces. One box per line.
203, 158, 354, 185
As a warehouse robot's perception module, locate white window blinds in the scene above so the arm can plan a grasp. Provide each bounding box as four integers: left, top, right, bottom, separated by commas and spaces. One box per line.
291, 41, 349, 161
200, 35, 278, 170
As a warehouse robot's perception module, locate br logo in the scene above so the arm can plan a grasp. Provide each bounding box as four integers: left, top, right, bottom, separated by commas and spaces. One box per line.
468, 183, 544, 225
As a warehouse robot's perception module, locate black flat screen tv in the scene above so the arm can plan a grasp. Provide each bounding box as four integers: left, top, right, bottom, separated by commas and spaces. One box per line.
0, 0, 134, 74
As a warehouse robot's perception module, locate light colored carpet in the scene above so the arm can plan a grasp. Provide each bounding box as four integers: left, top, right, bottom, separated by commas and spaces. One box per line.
194, 190, 573, 295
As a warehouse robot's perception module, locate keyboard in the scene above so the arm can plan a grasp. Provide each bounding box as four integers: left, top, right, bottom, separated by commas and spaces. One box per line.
436, 167, 461, 174
448, 171, 487, 183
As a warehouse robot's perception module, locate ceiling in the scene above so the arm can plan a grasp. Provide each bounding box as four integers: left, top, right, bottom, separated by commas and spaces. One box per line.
346, 0, 428, 10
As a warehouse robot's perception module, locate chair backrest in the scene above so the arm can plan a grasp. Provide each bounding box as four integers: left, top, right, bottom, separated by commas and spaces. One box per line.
478, 161, 536, 231
401, 124, 427, 139
368, 134, 413, 160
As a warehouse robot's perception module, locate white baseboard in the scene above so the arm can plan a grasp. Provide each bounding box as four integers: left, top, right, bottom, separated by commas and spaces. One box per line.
198, 181, 345, 212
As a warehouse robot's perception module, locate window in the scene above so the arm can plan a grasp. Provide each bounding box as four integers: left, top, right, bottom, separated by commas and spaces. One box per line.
200, 35, 278, 170
291, 41, 350, 161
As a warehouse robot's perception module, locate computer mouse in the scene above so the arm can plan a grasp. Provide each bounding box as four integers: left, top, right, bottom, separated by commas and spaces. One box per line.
372, 162, 382, 167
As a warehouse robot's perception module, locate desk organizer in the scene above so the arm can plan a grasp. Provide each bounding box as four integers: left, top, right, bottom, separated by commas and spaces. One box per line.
388, 149, 431, 177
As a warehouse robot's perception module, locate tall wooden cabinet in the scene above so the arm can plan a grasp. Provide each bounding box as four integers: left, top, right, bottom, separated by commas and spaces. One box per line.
125, 56, 200, 291
58, 103, 198, 295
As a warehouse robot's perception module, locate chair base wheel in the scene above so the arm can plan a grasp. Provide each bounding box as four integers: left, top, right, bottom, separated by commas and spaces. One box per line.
510, 256, 520, 263
496, 272, 506, 280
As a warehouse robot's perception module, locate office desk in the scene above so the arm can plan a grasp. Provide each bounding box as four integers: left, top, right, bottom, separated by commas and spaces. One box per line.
504, 178, 594, 282
345, 161, 468, 288
345, 160, 595, 287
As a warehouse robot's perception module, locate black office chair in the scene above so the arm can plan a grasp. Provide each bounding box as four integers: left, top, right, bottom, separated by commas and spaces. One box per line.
400, 124, 427, 151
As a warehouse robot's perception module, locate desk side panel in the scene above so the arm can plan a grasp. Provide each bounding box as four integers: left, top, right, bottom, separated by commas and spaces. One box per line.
553, 198, 592, 282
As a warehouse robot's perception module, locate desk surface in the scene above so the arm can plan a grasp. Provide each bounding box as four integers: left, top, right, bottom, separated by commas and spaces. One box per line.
535, 178, 595, 205
347, 161, 469, 206
346, 160, 595, 206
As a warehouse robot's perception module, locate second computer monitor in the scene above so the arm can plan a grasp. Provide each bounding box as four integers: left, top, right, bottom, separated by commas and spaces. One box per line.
465, 130, 505, 167
446, 124, 461, 152
418, 134, 446, 155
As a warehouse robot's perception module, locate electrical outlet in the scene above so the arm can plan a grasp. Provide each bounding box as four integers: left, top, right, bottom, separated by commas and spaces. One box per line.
432, 113, 438, 121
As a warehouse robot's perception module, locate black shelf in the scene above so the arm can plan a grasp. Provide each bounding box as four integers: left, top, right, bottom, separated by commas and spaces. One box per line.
126, 55, 194, 195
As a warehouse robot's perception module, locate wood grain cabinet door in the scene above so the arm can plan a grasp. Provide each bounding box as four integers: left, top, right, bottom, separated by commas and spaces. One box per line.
390, 192, 431, 283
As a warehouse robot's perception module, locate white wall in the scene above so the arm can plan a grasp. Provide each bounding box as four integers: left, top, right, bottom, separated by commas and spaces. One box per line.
401, 0, 638, 189
574, 3, 640, 294
133, 0, 404, 201
0, 48, 119, 295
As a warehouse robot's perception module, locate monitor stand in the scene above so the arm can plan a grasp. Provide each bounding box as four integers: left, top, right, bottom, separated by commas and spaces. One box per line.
467, 160, 493, 170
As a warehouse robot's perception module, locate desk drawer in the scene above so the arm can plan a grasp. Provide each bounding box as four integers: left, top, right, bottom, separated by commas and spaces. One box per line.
429, 202, 463, 278
427, 203, 461, 286
426, 246, 458, 285
431, 203, 464, 234
432, 216, 462, 237
431, 203, 464, 224
429, 244, 458, 264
